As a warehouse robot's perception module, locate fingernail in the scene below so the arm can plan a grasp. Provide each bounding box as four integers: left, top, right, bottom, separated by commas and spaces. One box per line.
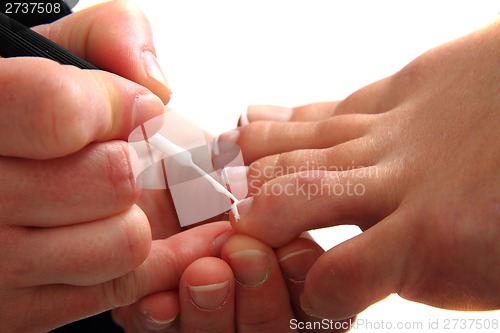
234, 197, 253, 220
246, 105, 292, 123
228, 249, 270, 286
142, 50, 171, 92
222, 166, 249, 200
300, 293, 318, 317
188, 281, 230, 311
239, 107, 250, 126
212, 137, 220, 156
278, 249, 318, 282
144, 312, 176, 330
218, 129, 240, 144
212, 134, 241, 165
132, 94, 165, 129
212, 231, 235, 256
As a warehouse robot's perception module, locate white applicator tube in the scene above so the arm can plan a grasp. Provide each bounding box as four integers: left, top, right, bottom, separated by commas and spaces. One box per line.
147, 133, 240, 220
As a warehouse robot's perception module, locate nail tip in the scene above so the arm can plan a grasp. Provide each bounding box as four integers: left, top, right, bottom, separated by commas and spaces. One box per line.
239, 107, 249, 126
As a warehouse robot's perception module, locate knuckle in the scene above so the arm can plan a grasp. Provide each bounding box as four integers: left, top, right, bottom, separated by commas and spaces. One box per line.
102, 272, 141, 308
100, 209, 151, 308
392, 51, 431, 89
99, 142, 140, 209
35, 68, 94, 156
0, 227, 32, 286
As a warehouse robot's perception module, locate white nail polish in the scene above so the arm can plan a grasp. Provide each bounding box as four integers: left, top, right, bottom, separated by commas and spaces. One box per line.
246, 105, 293, 122
223, 166, 249, 201
240, 107, 249, 126
212, 136, 220, 156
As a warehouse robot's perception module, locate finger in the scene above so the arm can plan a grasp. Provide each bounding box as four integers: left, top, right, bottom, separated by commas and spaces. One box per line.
246, 137, 380, 194
301, 214, 408, 320
240, 102, 341, 126
220, 113, 374, 164
221, 234, 296, 333
1, 141, 140, 227
33, 0, 171, 103
13, 222, 233, 333
276, 237, 355, 333
239, 76, 396, 126
112, 291, 179, 333
179, 257, 235, 333
232, 167, 398, 248
0, 58, 165, 159
137, 189, 183, 240
5, 205, 151, 287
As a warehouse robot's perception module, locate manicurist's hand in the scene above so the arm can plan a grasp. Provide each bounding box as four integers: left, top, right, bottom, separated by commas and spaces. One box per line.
221, 20, 500, 319
0, 1, 185, 331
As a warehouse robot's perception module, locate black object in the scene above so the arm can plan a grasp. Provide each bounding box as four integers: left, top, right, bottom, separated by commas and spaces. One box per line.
49, 311, 124, 333
0, 0, 72, 27
0, 10, 98, 69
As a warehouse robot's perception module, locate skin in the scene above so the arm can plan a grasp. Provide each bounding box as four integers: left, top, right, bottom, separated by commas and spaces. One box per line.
221, 19, 500, 320
0, 2, 330, 331
114, 234, 353, 333
0, 1, 223, 332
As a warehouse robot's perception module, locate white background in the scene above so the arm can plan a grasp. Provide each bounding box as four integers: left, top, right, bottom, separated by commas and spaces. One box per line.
76, 1, 499, 332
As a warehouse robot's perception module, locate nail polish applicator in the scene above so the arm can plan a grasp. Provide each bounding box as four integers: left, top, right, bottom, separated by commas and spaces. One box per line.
147, 133, 240, 219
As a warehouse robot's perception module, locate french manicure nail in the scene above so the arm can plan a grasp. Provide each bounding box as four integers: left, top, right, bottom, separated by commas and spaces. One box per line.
218, 129, 240, 144
222, 166, 249, 200
234, 197, 253, 220
142, 50, 171, 92
239, 107, 250, 126
188, 281, 230, 311
228, 249, 270, 286
279, 249, 318, 282
246, 105, 292, 123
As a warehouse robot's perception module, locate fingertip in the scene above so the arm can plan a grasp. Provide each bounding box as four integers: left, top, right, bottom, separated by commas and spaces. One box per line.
40, 0, 172, 104
121, 205, 152, 269
275, 238, 323, 283
141, 50, 172, 104
180, 257, 234, 330
221, 234, 273, 287
182, 257, 234, 289
93, 73, 166, 142
130, 93, 166, 134
138, 292, 179, 330
112, 292, 179, 332
245, 105, 293, 123
300, 284, 361, 321
229, 190, 301, 248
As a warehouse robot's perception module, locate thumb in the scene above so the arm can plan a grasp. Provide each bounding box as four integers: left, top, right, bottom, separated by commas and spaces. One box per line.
34, 0, 171, 103
300, 215, 408, 320
0, 58, 165, 159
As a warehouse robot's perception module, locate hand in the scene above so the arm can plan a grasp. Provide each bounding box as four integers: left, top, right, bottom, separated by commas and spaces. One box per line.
113, 234, 353, 333
0, 1, 177, 331
221, 20, 500, 319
